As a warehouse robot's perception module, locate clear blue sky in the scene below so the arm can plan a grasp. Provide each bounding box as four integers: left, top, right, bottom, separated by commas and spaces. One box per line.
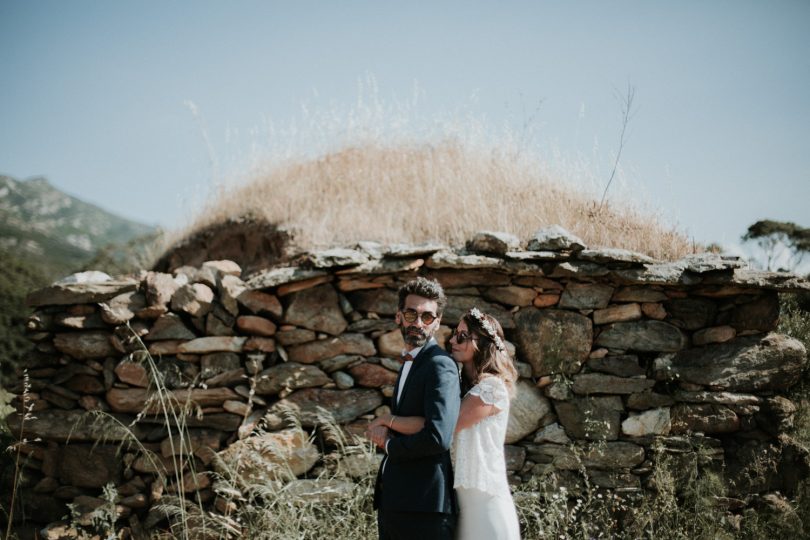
1, 0, 808, 250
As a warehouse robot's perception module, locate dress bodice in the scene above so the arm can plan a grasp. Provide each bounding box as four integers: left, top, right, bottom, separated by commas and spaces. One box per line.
451, 376, 512, 497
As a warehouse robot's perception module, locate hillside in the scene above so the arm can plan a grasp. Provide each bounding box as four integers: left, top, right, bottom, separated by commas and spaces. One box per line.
0, 175, 156, 280
181, 141, 695, 263
0, 175, 158, 381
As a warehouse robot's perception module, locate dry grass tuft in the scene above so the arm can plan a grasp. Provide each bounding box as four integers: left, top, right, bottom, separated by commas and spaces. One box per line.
185, 140, 695, 260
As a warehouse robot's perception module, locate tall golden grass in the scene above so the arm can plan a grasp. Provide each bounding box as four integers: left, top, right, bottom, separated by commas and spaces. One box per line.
185, 139, 694, 260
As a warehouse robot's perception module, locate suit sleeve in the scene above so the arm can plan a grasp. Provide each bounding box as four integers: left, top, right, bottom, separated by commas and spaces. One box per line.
385, 354, 460, 463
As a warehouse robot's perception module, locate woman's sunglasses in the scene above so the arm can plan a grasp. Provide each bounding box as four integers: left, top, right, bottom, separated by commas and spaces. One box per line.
450, 329, 477, 345
401, 309, 437, 325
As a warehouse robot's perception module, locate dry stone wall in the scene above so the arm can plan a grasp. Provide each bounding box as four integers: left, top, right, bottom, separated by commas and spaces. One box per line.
6, 226, 810, 532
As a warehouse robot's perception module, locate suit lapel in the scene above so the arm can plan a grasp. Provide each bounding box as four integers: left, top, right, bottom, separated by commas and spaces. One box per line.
396, 342, 436, 411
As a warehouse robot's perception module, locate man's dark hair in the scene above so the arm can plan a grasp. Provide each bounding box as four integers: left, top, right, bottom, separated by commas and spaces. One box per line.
398, 277, 447, 314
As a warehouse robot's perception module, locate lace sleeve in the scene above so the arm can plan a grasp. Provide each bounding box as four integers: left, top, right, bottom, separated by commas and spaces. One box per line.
469, 376, 508, 410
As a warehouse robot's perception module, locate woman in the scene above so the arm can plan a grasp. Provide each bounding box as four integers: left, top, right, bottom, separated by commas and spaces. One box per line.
370, 308, 521, 540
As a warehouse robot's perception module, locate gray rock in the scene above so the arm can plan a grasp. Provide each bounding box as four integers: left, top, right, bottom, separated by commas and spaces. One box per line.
571, 373, 655, 395
269, 388, 383, 427
505, 380, 553, 443
145, 313, 196, 341
626, 391, 675, 410
283, 284, 348, 336
595, 321, 688, 352
171, 283, 215, 317
482, 285, 537, 307
53, 332, 117, 359
58, 445, 121, 488
288, 334, 376, 364
533, 422, 571, 444
549, 261, 609, 278
670, 403, 740, 434
426, 251, 505, 270
347, 288, 400, 315
332, 371, 355, 389
467, 231, 521, 256
586, 355, 645, 377
554, 396, 624, 441
652, 333, 806, 392
514, 308, 592, 376
718, 292, 780, 332
254, 362, 331, 395
99, 291, 146, 325
559, 282, 614, 309
276, 328, 317, 346
216, 428, 319, 482
178, 336, 247, 354
384, 242, 446, 258
576, 248, 655, 264
319, 354, 366, 373
663, 298, 717, 330
611, 286, 668, 303
246, 267, 328, 290
6, 409, 149, 442
526, 225, 586, 251
505, 445, 527, 471
26, 279, 138, 307
622, 408, 671, 436
200, 352, 242, 379
306, 248, 371, 269
593, 303, 642, 325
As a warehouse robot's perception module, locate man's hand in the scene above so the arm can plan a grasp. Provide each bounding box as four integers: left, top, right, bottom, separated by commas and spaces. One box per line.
365, 424, 390, 450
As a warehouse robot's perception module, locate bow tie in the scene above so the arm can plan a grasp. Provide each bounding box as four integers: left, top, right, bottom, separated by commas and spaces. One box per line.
398, 353, 414, 365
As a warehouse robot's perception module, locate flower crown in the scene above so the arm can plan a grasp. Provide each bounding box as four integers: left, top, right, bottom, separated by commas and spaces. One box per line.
468, 308, 506, 352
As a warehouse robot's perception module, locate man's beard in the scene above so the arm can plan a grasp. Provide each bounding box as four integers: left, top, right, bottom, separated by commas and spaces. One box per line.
401, 325, 431, 347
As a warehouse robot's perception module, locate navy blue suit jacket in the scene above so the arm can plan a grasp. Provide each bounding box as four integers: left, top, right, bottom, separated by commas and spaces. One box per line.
374, 340, 461, 514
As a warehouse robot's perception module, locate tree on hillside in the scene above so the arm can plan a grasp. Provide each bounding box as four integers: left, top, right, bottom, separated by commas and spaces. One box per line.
742, 219, 810, 272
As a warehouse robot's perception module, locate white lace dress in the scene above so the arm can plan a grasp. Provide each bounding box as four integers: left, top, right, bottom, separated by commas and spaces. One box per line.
452, 376, 520, 540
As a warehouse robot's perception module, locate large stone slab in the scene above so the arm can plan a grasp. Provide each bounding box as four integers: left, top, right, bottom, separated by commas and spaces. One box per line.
482, 285, 537, 307
554, 396, 624, 441
5, 410, 148, 442
145, 313, 196, 341
106, 387, 238, 414
719, 292, 780, 332
663, 298, 717, 330
505, 380, 553, 443
348, 362, 398, 388
53, 332, 117, 359
171, 283, 215, 317
652, 333, 806, 392
586, 355, 645, 378
670, 404, 740, 434
595, 321, 688, 352
513, 308, 592, 376
347, 288, 400, 315
287, 333, 376, 364
254, 363, 331, 395
26, 280, 138, 307
558, 282, 614, 309
178, 336, 247, 353
283, 284, 348, 336
527, 225, 586, 251
58, 445, 121, 488
269, 388, 383, 427
571, 373, 655, 395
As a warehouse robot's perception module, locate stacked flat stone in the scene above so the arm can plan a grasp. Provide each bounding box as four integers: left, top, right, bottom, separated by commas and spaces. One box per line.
6, 226, 810, 534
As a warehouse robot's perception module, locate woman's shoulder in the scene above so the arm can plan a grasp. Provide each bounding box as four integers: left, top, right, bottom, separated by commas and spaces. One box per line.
470, 375, 509, 405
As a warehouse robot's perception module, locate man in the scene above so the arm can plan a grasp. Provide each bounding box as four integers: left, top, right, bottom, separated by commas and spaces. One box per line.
368, 277, 461, 540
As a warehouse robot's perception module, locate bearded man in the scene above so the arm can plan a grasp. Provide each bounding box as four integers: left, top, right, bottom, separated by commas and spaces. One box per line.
368, 277, 461, 540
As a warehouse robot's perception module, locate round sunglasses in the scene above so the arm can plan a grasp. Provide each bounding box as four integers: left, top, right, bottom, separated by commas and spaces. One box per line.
401, 309, 438, 325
